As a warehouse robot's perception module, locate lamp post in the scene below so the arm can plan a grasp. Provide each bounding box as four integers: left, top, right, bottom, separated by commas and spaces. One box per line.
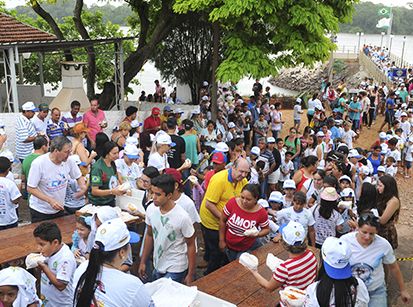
357, 32, 363, 53
401, 36, 407, 67
389, 34, 394, 55
380, 32, 385, 49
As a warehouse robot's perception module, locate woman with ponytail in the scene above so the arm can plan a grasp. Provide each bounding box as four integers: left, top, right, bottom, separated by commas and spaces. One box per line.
73, 218, 153, 307
304, 237, 369, 307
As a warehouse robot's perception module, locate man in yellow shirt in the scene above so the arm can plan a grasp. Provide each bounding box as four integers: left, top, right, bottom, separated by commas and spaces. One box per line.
200, 158, 250, 274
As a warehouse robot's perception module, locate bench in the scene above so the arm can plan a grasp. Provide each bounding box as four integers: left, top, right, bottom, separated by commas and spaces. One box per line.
192, 242, 318, 306
0, 215, 76, 266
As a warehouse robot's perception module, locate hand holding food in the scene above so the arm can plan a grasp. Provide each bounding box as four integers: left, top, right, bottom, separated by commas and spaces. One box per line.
26, 253, 46, 269
244, 226, 259, 237
239, 252, 259, 271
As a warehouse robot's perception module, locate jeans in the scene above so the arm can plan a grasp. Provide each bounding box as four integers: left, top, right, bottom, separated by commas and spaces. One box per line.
224, 239, 263, 262
351, 119, 360, 131
368, 284, 387, 307
152, 269, 188, 284
201, 224, 227, 275
30, 208, 65, 223
368, 109, 375, 127
260, 176, 269, 198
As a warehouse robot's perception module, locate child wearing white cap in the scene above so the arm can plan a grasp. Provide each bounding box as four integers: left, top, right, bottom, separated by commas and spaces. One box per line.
303, 237, 369, 307
0, 266, 40, 307
73, 218, 153, 307
248, 221, 317, 299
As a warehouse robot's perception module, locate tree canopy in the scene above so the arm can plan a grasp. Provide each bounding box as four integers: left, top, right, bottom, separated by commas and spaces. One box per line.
174, 0, 357, 83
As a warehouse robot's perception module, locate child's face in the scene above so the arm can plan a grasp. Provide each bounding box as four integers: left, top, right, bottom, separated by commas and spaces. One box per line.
0, 285, 18, 307
76, 222, 91, 240
277, 141, 284, 149
292, 199, 305, 213
269, 201, 283, 211
285, 154, 292, 162
378, 171, 384, 177
284, 188, 295, 197
339, 180, 350, 189
35, 237, 60, 257
386, 159, 393, 166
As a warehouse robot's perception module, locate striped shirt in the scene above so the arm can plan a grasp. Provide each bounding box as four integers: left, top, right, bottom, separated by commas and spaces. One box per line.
272, 249, 317, 290
61, 112, 83, 128
46, 119, 65, 140
15, 114, 36, 160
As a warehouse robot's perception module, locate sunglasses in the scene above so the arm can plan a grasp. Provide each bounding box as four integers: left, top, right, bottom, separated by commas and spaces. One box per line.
359, 213, 379, 225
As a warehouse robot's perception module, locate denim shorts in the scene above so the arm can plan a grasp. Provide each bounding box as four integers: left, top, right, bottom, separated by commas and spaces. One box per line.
368, 283, 387, 307
152, 269, 188, 284
405, 161, 412, 169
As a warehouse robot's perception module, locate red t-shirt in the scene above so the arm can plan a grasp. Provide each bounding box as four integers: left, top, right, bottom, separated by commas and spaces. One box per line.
143, 116, 160, 132
272, 249, 317, 289
223, 197, 269, 251
203, 169, 216, 190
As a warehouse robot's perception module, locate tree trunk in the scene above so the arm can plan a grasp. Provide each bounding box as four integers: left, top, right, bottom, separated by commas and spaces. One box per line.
31, 1, 73, 61
73, 0, 96, 99
211, 22, 220, 121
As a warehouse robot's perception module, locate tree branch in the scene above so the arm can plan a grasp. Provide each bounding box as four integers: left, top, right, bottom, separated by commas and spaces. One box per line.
30, 0, 73, 61
73, 0, 96, 98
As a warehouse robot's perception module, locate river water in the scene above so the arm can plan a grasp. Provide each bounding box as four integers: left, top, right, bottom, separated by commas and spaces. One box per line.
44, 33, 413, 101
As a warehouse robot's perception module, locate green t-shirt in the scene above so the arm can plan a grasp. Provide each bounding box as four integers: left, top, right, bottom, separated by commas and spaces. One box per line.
284, 137, 301, 155
22, 153, 41, 178
88, 158, 118, 205
182, 134, 199, 164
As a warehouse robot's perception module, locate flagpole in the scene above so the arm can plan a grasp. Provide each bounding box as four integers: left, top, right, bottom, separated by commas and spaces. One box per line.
387, 5, 393, 49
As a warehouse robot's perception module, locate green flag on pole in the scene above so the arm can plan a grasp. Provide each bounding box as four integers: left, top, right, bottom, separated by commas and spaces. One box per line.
378, 7, 390, 17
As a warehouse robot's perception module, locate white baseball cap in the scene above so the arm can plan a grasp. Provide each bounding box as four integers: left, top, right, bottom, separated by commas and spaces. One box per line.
379, 132, 387, 139
321, 237, 352, 279
401, 112, 408, 117
156, 133, 176, 147
348, 149, 362, 159
316, 131, 325, 137
339, 175, 352, 183
125, 136, 139, 146
96, 206, 119, 223
269, 191, 284, 203
250, 146, 260, 156
296, 97, 302, 103
228, 122, 236, 129
201, 95, 209, 101
360, 165, 370, 175
130, 120, 142, 128
203, 81, 209, 87
283, 180, 296, 190
340, 188, 355, 198
124, 144, 140, 160
21, 101, 38, 112
258, 199, 269, 208
0, 150, 14, 163
174, 108, 184, 114
95, 218, 140, 252
267, 137, 276, 143
377, 165, 386, 172
282, 221, 306, 246
216, 142, 229, 153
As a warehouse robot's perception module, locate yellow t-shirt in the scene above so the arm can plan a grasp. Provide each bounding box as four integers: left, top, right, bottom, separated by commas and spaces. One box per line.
200, 169, 248, 230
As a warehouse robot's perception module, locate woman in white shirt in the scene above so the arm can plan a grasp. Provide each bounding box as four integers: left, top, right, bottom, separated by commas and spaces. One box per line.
304, 135, 318, 157
341, 213, 411, 307
147, 132, 175, 172
304, 237, 369, 307
73, 218, 153, 307
201, 120, 222, 152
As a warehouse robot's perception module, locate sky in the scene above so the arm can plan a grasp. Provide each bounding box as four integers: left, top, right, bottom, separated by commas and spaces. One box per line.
5, 0, 413, 8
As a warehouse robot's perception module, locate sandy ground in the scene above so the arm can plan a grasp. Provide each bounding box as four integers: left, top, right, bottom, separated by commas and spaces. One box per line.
15, 108, 413, 306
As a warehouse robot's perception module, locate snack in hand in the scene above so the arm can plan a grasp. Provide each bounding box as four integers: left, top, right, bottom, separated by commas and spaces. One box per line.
127, 203, 138, 212
25, 253, 46, 269
279, 286, 306, 307
188, 175, 198, 184
266, 253, 284, 271
118, 182, 131, 192
243, 226, 259, 236
239, 252, 259, 270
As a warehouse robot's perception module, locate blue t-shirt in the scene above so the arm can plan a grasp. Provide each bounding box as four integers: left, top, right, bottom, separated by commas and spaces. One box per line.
385, 98, 395, 115
330, 126, 342, 141
348, 101, 361, 120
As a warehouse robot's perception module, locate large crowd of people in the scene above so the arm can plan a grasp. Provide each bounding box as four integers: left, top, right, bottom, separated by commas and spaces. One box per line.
0, 74, 412, 307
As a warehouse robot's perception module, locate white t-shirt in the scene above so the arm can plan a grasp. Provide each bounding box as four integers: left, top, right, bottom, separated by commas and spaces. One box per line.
342, 130, 357, 149
400, 121, 410, 139
276, 206, 315, 230
0, 177, 21, 226
385, 165, 397, 177
27, 153, 82, 214
41, 244, 76, 307
271, 110, 282, 131
175, 193, 201, 225
304, 277, 369, 307
145, 203, 195, 273
313, 207, 344, 245
115, 158, 142, 189
279, 160, 294, 181
31, 115, 48, 135
405, 144, 413, 162
341, 232, 396, 292
147, 152, 169, 172
385, 149, 401, 162
73, 261, 153, 307
294, 105, 302, 120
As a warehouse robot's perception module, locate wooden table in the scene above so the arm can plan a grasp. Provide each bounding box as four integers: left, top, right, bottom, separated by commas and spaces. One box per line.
192, 242, 314, 307
0, 215, 76, 266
